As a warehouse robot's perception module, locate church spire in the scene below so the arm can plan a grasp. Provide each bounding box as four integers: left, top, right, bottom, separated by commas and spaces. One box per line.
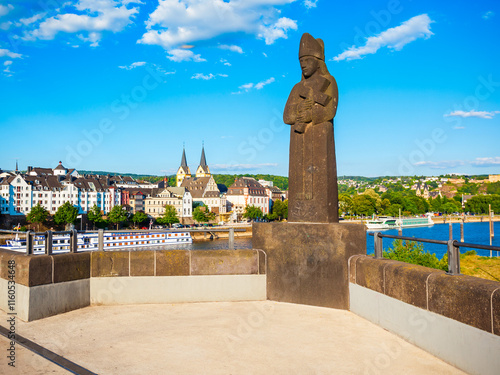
176, 144, 191, 187
199, 142, 207, 167
196, 142, 210, 177
181, 146, 188, 167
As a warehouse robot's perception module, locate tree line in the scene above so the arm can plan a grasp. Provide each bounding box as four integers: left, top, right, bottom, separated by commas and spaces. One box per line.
340, 189, 500, 217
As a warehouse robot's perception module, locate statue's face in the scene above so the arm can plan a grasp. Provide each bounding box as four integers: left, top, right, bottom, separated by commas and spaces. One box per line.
300, 56, 319, 78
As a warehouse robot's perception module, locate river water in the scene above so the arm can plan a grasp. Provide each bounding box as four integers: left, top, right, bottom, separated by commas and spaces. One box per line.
148, 222, 500, 260
365, 221, 500, 259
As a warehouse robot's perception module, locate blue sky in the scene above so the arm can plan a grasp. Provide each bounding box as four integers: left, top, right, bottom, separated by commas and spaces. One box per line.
0, 0, 499, 178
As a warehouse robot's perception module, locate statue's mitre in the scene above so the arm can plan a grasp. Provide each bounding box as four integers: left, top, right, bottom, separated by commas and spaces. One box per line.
299, 33, 325, 61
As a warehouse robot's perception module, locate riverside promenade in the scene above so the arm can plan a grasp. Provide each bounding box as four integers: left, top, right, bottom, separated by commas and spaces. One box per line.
0, 301, 465, 374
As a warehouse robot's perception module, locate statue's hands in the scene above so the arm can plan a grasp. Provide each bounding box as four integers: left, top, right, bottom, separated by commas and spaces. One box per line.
297, 98, 313, 123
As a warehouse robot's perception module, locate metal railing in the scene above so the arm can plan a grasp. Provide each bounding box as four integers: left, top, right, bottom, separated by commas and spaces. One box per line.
0, 227, 244, 255
369, 232, 500, 276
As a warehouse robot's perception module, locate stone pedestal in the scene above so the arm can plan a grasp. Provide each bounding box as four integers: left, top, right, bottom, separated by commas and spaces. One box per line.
253, 222, 366, 310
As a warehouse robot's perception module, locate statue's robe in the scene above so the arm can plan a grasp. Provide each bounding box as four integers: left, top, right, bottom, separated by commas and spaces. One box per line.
283, 72, 339, 223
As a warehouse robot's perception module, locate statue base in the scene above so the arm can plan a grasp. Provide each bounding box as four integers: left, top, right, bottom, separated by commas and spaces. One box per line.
253, 222, 366, 310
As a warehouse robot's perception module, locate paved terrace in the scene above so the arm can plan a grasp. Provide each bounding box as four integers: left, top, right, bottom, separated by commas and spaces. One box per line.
0, 301, 465, 375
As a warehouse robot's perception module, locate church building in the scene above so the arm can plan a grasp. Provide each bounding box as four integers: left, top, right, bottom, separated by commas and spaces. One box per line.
176, 145, 227, 216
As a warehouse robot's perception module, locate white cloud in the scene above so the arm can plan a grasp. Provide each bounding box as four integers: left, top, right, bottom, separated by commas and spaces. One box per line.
0, 49, 22, 59
444, 110, 500, 119
24, 0, 140, 45
77, 31, 101, 47
122, 0, 144, 5
166, 48, 206, 62
191, 73, 228, 80
236, 77, 275, 93
2, 57, 14, 76
119, 61, 147, 70
0, 4, 13, 17
18, 12, 47, 26
482, 11, 494, 20
139, 0, 297, 49
413, 160, 465, 169
239, 83, 255, 91
219, 44, 243, 54
258, 17, 297, 45
334, 14, 434, 61
255, 77, 275, 89
471, 157, 500, 166
0, 21, 12, 30
220, 58, 231, 66
304, 0, 318, 9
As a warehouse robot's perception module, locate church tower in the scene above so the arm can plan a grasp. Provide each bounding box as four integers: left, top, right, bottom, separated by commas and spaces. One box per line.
195, 143, 211, 178
176, 147, 191, 187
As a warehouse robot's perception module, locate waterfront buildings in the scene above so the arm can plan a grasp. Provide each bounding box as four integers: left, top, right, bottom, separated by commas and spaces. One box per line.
0, 162, 121, 216
0, 146, 288, 224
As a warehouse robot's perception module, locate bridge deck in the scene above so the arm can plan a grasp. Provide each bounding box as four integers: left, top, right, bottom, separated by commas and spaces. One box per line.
0, 302, 466, 374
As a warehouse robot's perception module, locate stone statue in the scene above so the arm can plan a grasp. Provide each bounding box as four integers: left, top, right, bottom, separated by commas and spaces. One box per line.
284, 33, 339, 223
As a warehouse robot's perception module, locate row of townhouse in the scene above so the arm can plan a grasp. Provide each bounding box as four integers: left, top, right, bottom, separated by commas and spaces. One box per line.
0, 162, 121, 216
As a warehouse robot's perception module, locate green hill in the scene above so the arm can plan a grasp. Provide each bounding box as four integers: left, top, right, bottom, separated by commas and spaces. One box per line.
77, 170, 289, 190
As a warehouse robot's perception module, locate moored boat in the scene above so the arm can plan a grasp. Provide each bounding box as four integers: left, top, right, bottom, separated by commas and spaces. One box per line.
365, 213, 434, 231
0, 231, 192, 254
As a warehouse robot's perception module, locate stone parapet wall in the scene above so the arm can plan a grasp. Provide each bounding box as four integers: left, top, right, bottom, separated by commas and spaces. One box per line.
349, 255, 500, 336
0, 249, 266, 321
0, 249, 265, 285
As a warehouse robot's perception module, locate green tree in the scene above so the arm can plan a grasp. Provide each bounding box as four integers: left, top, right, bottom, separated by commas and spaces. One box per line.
243, 205, 264, 221
131, 211, 148, 228
193, 206, 208, 223
271, 200, 288, 221
352, 194, 377, 216
385, 203, 403, 217
429, 195, 442, 212
487, 182, 500, 195
87, 204, 104, 229
108, 205, 128, 229
339, 194, 353, 215
383, 240, 447, 271
157, 205, 180, 226
54, 202, 78, 227
192, 206, 215, 223
464, 195, 500, 214
26, 203, 49, 231
442, 201, 461, 214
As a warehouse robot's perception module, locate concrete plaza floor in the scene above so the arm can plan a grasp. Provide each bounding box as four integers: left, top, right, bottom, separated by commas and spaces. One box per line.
0, 301, 466, 374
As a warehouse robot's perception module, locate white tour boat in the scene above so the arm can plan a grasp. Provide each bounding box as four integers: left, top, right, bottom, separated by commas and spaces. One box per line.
365, 213, 434, 231
0, 230, 192, 254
